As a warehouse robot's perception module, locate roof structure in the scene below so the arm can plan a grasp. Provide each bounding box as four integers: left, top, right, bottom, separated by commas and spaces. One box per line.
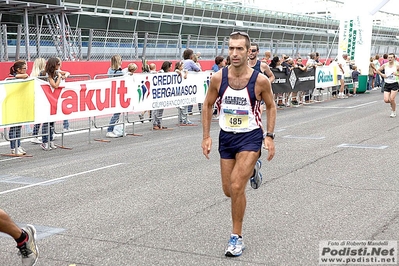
0, 0, 80, 15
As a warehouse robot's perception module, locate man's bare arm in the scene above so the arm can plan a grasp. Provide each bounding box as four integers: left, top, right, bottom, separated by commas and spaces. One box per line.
257, 75, 276, 161
261, 62, 275, 83
201, 70, 222, 159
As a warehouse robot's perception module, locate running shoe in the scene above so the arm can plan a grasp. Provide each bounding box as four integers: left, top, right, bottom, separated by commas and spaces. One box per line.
17, 225, 39, 266
225, 234, 245, 257
30, 137, 42, 144
250, 159, 262, 189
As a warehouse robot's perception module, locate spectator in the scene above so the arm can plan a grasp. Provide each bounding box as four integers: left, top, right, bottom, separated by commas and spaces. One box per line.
212, 56, 225, 72
262, 50, 272, 63
106, 55, 124, 138
183, 49, 201, 117
269, 56, 282, 71
142, 58, 150, 73
211, 56, 225, 117
149, 63, 157, 74
337, 53, 348, 98
41, 57, 66, 150
301, 53, 319, 102
175, 61, 192, 125
373, 54, 381, 89
368, 56, 377, 91
30, 58, 47, 144
351, 65, 360, 96
269, 56, 284, 107
124, 63, 138, 76
192, 54, 202, 71
282, 57, 294, 73
291, 57, 307, 106
0, 208, 38, 265
175, 61, 188, 79
153, 61, 173, 130
225, 55, 231, 67
7, 60, 29, 155
315, 52, 325, 67
138, 61, 151, 122
294, 57, 307, 71
56, 57, 72, 131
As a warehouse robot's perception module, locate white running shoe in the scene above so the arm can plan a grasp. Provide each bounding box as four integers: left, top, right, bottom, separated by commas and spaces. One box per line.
250, 159, 262, 189
106, 132, 118, 138
11, 148, 23, 155
30, 137, 42, 144
17, 147, 27, 155
17, 224, 39, 266
390, 111, 396, 118
225, 234, 245, 257
50, 141, 57, 149
40, 143, 51, 150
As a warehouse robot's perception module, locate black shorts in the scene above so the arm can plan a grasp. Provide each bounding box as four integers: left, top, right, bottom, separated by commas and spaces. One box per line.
218, 128, 262, 159
384, 82, 399, 92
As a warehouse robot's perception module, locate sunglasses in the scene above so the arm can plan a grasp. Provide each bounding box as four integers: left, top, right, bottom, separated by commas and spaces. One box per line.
230, 31, 250, 41
250, 49, 258, 53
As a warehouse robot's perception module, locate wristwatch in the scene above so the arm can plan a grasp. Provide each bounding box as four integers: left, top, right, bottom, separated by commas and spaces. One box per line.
263, 132, 275, 140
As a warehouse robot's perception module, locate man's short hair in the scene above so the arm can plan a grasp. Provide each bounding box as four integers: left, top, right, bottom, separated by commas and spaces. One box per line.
215, 56, 224, 65
183, 49, 194, 60
250, 43, 259, 51
229, 31, 251, 50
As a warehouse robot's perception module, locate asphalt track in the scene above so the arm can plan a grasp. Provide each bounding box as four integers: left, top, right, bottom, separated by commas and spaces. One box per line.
1, 90, 398, 266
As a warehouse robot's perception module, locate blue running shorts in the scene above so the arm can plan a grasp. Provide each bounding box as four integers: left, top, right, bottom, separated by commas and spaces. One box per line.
218, 128, 263, 159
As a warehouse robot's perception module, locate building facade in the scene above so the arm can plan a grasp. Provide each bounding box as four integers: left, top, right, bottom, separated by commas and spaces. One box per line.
0, 0, 398, 61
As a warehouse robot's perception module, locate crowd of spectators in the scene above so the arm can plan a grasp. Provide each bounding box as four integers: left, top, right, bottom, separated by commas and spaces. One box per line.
3, 50, 394, 155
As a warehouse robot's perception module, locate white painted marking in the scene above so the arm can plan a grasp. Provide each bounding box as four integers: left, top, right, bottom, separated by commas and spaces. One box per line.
0, 163, 123, 195
283, 135, 326, 140
306, 101, 378, 109
0, 157, 21, 161
337, 143, 388, 149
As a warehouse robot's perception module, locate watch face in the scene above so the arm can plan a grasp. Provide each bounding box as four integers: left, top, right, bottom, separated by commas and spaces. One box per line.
266, 133, 275, 139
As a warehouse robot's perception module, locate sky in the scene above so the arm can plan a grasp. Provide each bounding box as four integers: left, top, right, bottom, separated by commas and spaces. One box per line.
251, 0, 398, 27
252, 0, 398, 16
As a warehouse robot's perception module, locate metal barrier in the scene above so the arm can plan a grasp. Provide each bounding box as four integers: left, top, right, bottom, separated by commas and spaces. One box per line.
92, 73, 129, 141
49, 74, 93, 148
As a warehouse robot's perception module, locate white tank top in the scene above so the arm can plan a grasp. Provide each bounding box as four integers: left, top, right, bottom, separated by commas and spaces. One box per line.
384, 63, 398, 84
217, 68, 262, 133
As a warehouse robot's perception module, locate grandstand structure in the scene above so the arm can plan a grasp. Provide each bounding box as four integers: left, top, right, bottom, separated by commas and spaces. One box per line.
0, 0, 399, 61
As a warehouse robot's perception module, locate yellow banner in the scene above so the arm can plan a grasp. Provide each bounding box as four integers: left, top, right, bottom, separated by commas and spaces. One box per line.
1, 79, 35, 125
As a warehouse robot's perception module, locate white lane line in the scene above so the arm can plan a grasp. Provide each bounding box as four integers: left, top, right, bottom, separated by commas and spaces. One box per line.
283, 135, 326, 140
337, 143, 388, 149
306, 101, 378, 109
0, 163, 123, 195
0, 157, 21, 162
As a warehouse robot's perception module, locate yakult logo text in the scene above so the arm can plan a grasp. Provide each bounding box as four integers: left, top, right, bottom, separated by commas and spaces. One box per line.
41, 80, 130, 115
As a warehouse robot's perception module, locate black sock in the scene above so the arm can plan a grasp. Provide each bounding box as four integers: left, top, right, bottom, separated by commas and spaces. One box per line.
15, 230, 28, 245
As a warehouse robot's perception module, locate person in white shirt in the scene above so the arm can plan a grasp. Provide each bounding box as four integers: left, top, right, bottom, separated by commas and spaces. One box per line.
376, 53, 399, 118
337, 53, 349, 99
